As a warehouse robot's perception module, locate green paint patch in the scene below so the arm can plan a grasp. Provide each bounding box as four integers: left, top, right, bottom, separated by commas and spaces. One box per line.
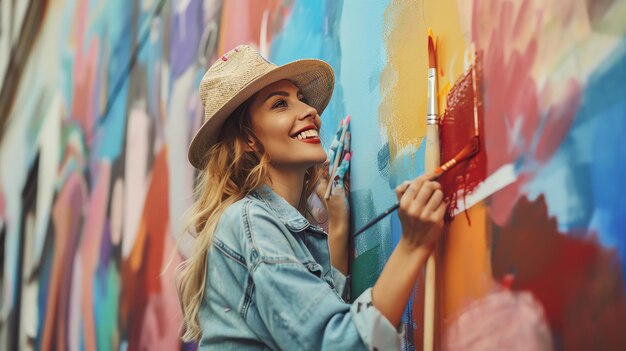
95, 262, 120, 350
350, 245, 381, 300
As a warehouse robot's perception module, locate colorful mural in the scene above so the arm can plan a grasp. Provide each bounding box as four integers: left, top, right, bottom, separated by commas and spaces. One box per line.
1, 0, 625, 350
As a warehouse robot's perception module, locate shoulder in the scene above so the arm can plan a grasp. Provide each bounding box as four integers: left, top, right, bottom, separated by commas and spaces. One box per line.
216, 196, 279, 234
215, 196, 297, 261
241, 196, 304, 264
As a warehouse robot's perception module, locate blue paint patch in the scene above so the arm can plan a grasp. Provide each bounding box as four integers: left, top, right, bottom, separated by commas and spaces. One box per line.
93, 0, 133, 160
271, 0, 346, 141
526, 37, 626, 278
377, 142, 391, 181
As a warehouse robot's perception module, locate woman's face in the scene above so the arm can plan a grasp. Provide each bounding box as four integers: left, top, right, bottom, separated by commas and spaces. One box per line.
249, 80, 327, 170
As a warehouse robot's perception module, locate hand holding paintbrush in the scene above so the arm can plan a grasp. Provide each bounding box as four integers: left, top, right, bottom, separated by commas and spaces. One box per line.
324, 116, 351, 199
353, 136, 479, 238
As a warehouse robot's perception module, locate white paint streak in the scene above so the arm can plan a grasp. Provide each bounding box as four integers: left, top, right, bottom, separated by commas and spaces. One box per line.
34, 93, 62, 266
122, 109, 151, 258
452, 163, 517, 216
166, 67, 196, 244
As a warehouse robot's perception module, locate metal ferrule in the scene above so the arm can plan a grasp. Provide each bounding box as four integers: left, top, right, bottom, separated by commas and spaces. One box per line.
427, 67, 438, 125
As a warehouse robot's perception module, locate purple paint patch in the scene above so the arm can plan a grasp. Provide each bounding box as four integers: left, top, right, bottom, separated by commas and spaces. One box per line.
169, 0, 203, 79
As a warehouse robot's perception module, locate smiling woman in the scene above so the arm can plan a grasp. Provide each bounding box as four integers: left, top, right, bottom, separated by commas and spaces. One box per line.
249, 80, 326, 175
177, 44, 446, 350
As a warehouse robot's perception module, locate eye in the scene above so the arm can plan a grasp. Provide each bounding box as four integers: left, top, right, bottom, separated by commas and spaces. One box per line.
298, 94, 309, 104
271, 99, 287, 109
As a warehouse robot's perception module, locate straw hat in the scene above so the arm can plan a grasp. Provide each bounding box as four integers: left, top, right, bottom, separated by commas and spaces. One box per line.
188, 44, 335, 169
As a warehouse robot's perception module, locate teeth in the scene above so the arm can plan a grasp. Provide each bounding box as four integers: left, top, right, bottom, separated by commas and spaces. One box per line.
293, 129, 318, 140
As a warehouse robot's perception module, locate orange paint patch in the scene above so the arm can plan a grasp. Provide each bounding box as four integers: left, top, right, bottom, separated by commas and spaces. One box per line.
440, 201, 494, 322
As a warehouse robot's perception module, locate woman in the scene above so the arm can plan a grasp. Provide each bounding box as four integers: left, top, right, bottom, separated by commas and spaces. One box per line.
178, 45, 446, 350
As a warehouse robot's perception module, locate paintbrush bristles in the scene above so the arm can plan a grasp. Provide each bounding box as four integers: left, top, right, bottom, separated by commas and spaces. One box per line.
428, 34, 436, 69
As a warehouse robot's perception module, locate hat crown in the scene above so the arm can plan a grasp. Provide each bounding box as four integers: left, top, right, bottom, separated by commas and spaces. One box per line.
199, 45, 276, 122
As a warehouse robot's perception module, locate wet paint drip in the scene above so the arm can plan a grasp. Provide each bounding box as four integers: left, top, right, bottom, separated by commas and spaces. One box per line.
438, 53, 487, 222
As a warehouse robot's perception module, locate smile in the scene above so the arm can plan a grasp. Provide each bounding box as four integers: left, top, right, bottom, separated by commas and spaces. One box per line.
291, 128, 321, 144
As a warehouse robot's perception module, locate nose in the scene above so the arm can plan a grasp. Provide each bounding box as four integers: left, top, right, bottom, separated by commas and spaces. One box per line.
298, 101, 318, 121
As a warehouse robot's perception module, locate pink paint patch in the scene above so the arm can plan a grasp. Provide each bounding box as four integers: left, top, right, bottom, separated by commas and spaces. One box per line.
444, 289, 553, 350
79, 162, 111, 351
219, 0, 286, 51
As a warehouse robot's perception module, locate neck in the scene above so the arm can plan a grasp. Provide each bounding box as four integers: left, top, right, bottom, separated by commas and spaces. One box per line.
265, 166, 306, 208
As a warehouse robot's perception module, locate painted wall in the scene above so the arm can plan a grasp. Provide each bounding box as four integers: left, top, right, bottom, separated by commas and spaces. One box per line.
1, 0, 625, 350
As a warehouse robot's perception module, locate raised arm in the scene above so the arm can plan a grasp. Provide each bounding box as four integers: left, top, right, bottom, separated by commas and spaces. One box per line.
372, 175, 446, 326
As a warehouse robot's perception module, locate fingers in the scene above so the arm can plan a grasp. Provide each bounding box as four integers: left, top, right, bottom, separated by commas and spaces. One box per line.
406, 181, 440, 214
397, 175, 425, 207
395, 181, 411, 200
316, 177, 329, 201
398, 181, 420, 210
423, 189, 443, 214
432, 200, 446, 224
414, 181, 441, 206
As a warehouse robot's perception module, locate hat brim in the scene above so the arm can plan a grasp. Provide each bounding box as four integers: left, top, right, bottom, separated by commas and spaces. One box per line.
188, 59, 335, 169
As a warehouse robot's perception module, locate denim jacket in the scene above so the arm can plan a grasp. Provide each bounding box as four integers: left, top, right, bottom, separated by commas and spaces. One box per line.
198, 185, 401, 350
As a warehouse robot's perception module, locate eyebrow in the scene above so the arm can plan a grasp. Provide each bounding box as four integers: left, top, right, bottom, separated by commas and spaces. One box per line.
263, 90, 304, 102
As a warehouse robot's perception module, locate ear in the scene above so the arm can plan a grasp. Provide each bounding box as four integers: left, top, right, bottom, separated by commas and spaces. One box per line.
245, 138, 257, 152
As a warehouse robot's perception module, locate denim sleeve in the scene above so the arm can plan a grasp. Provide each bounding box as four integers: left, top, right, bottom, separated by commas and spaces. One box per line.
331, 266, 350, 301
251, 261, 401, 350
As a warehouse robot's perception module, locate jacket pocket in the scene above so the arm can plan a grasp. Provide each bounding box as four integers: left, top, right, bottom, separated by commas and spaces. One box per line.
304, 261, 323, 279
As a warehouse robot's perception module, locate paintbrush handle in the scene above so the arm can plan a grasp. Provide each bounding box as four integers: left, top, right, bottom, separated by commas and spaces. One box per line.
424, 113, 440, 351
353, 203, 399, 238
425, 124, 440, 173
352, 169, 448, 238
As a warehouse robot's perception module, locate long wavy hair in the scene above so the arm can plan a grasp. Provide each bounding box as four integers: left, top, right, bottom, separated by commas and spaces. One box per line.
176, 95, 323, 341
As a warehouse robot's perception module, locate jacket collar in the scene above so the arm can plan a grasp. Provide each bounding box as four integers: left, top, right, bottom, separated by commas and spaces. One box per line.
250, 184, 311, 232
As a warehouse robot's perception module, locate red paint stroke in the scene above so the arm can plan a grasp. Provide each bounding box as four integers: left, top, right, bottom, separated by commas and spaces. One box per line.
70, 0, 100, 141
438, 54, 487, 222
491, 195, 626, 349
120, 147, 171, 350
219, 0, 292, 52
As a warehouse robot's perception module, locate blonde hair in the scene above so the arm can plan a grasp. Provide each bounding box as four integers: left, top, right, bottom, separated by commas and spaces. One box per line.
177, 96, 323, 341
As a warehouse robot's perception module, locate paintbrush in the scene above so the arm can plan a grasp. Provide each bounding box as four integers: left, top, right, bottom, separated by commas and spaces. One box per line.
327, 120, 343, 176
424, 31, 440, 351
352, 136, 479, 238
325, 115, 351, 199
425, 29, 440, 188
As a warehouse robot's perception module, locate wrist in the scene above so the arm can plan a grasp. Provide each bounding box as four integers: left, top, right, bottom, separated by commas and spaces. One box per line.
329, 221, 349, 237
397, 237, 434, 257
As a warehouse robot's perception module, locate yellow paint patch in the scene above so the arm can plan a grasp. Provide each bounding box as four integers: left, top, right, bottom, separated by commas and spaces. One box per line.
380, 0, 467, 159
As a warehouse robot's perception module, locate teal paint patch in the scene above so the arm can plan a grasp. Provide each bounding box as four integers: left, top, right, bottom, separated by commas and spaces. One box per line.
351, 245, 381, 299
